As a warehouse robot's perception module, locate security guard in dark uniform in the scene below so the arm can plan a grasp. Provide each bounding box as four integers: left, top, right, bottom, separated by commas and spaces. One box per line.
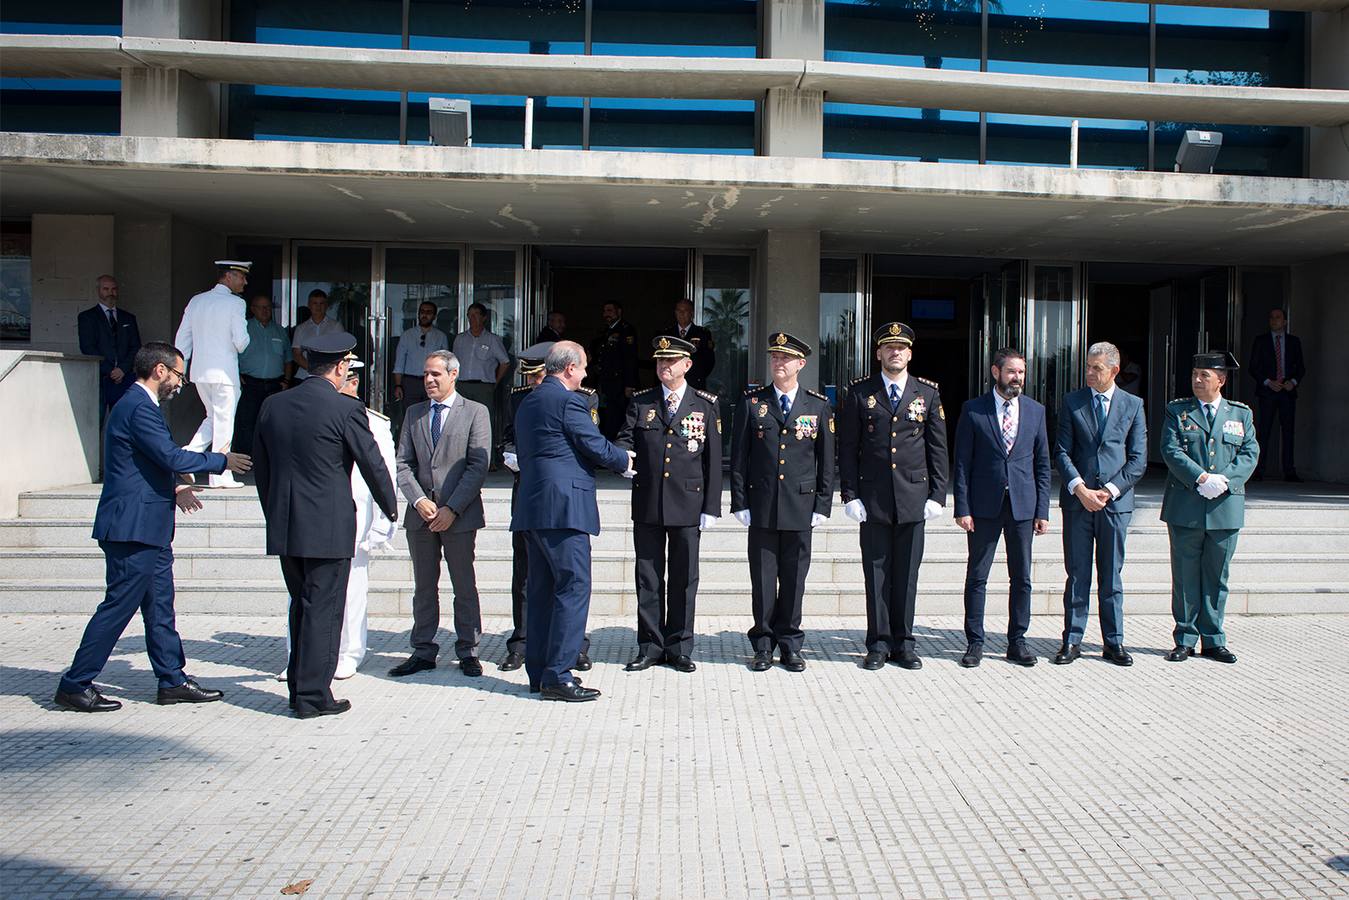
591, 301, 639, 439
500, 344, 597, 673
1159, 352, 1259, 664
730, 331, 835, 672
838, 322, 949, 671
668, 298, 717, 390
617, 335, 722, 673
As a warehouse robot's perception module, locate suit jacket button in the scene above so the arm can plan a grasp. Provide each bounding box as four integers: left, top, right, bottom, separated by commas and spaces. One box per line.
666, 442, 672, 448
665, 457, 671, 463
663, 472, 669, 478
891, 431, 897, 437
891, 463, 897, 469
891, 448, 897, 453
779, 474, 785, 480
779, 459, 785, 465
780, 443, 786, 450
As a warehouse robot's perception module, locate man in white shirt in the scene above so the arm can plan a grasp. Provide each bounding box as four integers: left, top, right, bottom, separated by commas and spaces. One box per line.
291, 290, 343, 381
452, 302, 510, 464
393, 301, 449, 410
175, 260, 252, 488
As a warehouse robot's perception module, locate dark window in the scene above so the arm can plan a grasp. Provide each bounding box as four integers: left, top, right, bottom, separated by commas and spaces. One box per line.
988, 1, 1149, 82
986, 114, 1148, 170
589, 99, 756, 155
825, 0, 980, 71
592, 0, 757, 58
824, 103, 979, 163
410, 0, 585, 54
1, 222, 33, 344
1, 4, 121, 135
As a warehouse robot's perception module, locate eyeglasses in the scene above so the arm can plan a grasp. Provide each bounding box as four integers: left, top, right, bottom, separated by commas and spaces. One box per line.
168, 367, 186, 381
419, 334, 426, 347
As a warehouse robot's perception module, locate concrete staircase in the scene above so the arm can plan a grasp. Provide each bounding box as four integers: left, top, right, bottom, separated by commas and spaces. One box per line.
3, 476, 1347, 617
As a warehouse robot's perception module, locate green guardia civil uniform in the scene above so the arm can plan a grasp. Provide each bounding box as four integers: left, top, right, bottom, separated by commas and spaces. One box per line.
1159, 395, 1260, 650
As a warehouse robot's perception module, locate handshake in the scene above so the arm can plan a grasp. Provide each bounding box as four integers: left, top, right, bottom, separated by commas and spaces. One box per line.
1196, 473, 1230, 500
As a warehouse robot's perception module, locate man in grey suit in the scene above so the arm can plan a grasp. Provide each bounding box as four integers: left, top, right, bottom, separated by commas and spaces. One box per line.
390, 350, 492, 678
1052, 341, 1148, 667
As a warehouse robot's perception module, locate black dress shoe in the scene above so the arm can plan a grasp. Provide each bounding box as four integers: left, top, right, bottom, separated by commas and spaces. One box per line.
749, 651, 772, 672
388, 656, 435, 677
295, 699, 351, 719
891, 649, 922, 670
1164, 645, 1194, 662
959, 643, 983, 668
54, 686, 121, 712
529, 676, 581, 694
540, 682, 601, 702
1052, 643, 1081, 665
624, 654, 660, 672
780, 650, 806, 672
1006, 644, 1038, 667
157, 679, 223, 705
574, 652, 593, 671
1200, 646, 1238, 664
861, 651, 887, 670
667, 655, 697, 673
459, 657, 483, 677
1102, 644, 1134, 667
499, 652, 525, 672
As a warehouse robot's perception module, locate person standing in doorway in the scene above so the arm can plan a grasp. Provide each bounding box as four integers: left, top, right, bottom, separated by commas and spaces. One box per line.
393, 301, 449, 412
951, 348, 1051, 669
1248, 308, 1305, 482
233, 293, 290, 457
77, 274, 141, 423
175, 260, 251, 488
452, 302, 511, 466
591, 301, 639, 440
1052, 341, 1148, 667
668, 299, 716, 391
291, 289, 342, 382
535, 310, 567, 344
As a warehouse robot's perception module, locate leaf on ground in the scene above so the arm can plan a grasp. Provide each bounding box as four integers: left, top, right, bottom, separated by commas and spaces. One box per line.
280, 879, 314, 895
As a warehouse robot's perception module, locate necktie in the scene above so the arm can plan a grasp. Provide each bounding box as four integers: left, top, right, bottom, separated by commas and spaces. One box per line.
430, 403, 445, 449
889, 383, 900, 412
1275, 334, 1284, 381
780, 394, 791, 418
680, 327, 688, 338
1094, 393, 1107, 433
106, 308, 117, 330
1204, 403, 1216, 427
666, 392, 679, 420
1001, 400, 1015, 452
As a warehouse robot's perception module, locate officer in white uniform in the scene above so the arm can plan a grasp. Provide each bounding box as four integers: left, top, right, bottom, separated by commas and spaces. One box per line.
175, 260, 251, 488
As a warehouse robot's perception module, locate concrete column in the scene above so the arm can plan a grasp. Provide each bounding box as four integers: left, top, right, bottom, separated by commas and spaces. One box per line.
1289, 252, 1349, 483
120, 0, 222, 138
763, 0, 824, 60
114, 213, 175, 343
761, 0, 824, 159
30, 215, 115, 354
1307, 10, 1348, 180
755, 229, 821, 386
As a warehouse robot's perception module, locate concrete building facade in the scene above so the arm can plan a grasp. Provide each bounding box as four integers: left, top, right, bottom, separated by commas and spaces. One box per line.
2, 0, 1347, 481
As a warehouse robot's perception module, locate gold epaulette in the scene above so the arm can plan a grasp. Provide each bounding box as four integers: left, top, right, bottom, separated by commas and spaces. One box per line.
632, 386, 659, 400
576, 386, 597, 396
744, 385, 769, 396
804, 389, 828, 401
916, 376, 939, 389
848, 375, 870, 387
368, 408, 390, 421
694, 388, 718, 404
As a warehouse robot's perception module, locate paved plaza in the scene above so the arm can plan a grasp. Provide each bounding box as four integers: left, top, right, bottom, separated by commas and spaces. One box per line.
2, 613, 1347, 899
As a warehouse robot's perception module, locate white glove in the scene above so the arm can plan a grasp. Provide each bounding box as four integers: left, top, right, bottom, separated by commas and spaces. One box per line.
844, 499, 867, 523
923, 499, 943, 521
698, 514, 717, 531
1198, 473, 1230, 499
502, 451, 519, 473
733, 509, 752, 527
811, 512, 828, 528
621, 450, 637, 479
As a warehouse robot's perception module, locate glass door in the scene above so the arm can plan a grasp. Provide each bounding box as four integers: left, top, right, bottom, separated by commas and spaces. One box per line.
1027, 262, 1083, 440
379, 246, 461, 421
468, 247, 523, 356
293, 243, 374, 401
820, 256, 864, 404
695, 250, 754, 459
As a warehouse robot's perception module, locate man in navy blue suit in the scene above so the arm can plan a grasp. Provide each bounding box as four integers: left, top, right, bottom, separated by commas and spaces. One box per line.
952, 348, 1052, 668
510, 341, 634, 702
76, 275, 141, 421
1052, 342, 1148, 667
55, 342, 250, 712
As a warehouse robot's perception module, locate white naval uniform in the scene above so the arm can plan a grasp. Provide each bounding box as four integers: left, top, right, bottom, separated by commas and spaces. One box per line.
175, 283, 250, 487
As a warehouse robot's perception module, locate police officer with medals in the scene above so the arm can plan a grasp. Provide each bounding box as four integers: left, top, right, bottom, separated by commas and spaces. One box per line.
617, 335, 722, 673
839, 322, 948, 671
500, 343, 598, 673
1159, 351, 1260, 665
730, 332, 835, 672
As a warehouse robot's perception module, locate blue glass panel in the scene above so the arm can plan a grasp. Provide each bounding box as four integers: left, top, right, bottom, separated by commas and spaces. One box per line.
824, 0, 980, 70
824, 103, 979, 163
986, 113, 1148, 169
230, 1, 402, 47
589, 98, 756, 154
592, 0, 757, 58
0, 1, 120, 35
228, 85, 401, 142
410, 0, 585, 54
406, 92, 584, 148
0, 78, 119, 134
1156, 7, 1304, 89
988, 1, 1148, 82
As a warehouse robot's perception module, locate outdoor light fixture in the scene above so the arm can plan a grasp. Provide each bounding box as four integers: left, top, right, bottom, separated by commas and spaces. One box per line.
1175, 129, 1223, 174
429, 98, 472, 147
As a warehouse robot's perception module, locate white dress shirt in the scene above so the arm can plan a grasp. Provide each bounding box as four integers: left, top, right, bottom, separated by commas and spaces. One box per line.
138, 381, 159, 407
773, 384, 799, 414
291, 315, 343, 380
452, 329, 509, 382
880, 370, 909, 405
661, 383, 687, 412
394, 326, 450, 376
1067, 384, 1122, 499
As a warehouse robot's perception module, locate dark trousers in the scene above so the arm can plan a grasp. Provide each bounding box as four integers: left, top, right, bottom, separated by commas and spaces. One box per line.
860, 519, 925, 654
1061, 503, 1131, 646
59, 541, 186, 693
747, 526, 812, 654
278, 555, 351, 713
99, 376, 131, 425
633, 523, 701, 659
962, 496, 1033, 646
1167, 524, 1239, 650
524, 528, 592, 689
407, 526, 482, 661
599, 389, 628, 440
233, 375, 284, 456
1256, 391, 1297, 476
507, 528, 590, 658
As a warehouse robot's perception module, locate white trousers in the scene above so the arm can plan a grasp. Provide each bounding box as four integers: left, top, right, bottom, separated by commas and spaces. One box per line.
186, 381, 240, 486
283, 545, 370, 674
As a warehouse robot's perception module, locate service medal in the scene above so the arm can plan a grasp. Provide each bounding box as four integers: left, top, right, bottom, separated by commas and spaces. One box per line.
645, 408, 656, 423
687, 439, 699, 452
757, 403, 768, 418
866, 396, 877, 409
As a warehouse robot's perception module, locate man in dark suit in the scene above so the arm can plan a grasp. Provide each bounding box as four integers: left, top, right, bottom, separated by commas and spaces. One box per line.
55, 342, 249, 712
668, 299, 717, 390
510, 341, 633, 702
389, 349, 492, 678
1247, 308, 1305, 482
952, 347, 1052, 669
731, 332, 835, 673
1052, 341, 1148, 667
617, 336, 722, 673
534, 310, 566, 344
590, 301, 639, 439
76, 274, 142, 421
254, 333, 397, 719
839, 322, 948, 671
500, 347, 598, 673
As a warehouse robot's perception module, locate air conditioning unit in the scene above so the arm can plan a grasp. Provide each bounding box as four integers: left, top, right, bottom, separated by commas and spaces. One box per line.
429, 98, 472, 147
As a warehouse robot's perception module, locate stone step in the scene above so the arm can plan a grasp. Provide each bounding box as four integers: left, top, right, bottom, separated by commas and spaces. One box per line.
1, 578, 1344, 617
3, 546, 1345, 587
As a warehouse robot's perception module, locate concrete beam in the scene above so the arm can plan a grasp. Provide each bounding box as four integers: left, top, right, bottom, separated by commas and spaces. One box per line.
4, 36, 1348, 128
